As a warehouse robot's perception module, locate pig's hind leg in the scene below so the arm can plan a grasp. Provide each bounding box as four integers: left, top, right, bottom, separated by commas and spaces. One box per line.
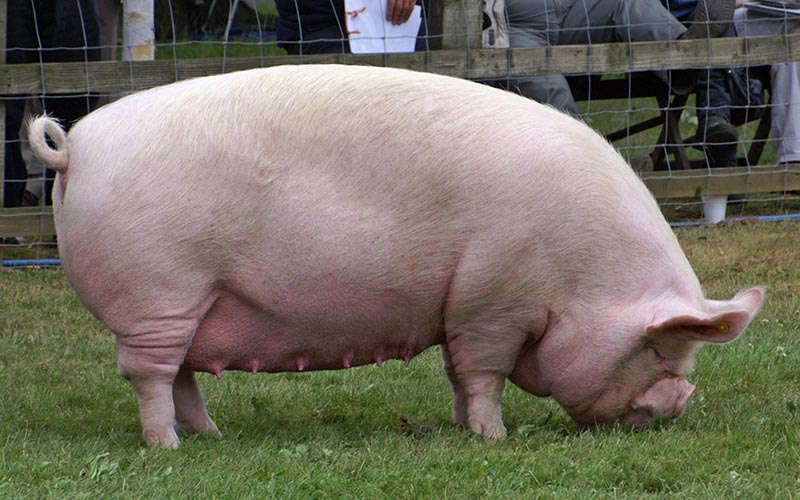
173, 366, 221, 437
115, 310, 212, 449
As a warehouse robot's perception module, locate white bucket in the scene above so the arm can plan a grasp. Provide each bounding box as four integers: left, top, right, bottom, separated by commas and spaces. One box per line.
702, 195, 727, 224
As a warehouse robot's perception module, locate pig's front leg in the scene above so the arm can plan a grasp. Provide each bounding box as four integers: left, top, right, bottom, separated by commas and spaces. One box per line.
441, 344, 467, 425
441, 345, 468, 425
464, 374, 508, 439
173, 366, 221, 438
443, 255, 533, 439
443, 326, 528, 440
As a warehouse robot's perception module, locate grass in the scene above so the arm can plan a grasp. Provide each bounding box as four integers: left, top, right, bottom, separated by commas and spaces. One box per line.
155, 39, 285, 60
1, 221, 799, 498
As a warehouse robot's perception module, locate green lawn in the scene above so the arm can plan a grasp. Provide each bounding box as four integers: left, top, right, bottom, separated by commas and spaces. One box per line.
1, 221, 798, 498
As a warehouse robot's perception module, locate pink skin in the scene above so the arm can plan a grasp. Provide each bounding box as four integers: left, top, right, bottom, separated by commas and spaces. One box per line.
624, 377, 696, 428
29, 66, 765, 449
511, 288, 764, 429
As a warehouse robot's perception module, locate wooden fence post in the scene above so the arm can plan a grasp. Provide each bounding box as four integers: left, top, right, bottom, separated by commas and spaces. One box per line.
428, 0, 482, 51
441, 0, 482, 50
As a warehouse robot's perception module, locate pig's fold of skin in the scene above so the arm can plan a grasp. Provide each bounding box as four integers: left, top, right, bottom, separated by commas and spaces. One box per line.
28, 65, 765, 449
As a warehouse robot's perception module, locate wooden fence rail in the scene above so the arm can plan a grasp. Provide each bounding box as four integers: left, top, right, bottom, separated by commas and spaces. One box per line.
3, 35, 800, 95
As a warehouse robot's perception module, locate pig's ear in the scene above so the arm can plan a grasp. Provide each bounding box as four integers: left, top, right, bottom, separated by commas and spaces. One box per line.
646, 287, 765, 344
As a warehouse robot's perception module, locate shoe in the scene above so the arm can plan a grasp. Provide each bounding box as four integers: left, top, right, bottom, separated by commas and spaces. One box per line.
696, 115, 738, 145
683, 0, 735, 40
704, 144, 738, 168
695, 116, 738, 167
661, 68, 700, 95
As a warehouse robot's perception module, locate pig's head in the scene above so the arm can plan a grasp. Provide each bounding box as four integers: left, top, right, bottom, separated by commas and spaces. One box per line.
510, 287, 764, 429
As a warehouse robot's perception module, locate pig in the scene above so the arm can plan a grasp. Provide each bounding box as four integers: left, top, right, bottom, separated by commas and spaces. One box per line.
28, 65, 764, 449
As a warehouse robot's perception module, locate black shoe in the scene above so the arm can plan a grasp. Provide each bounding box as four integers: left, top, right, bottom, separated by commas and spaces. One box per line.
696, 115, 738, 145
705, 144, 738, 168
683, 0, 735, 40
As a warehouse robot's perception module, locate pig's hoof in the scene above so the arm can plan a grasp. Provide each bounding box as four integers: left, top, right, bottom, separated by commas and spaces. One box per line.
143, 427, 180, 450
452, 408, 468, 426
176, 419, 223, 438
468, 417, 507, 440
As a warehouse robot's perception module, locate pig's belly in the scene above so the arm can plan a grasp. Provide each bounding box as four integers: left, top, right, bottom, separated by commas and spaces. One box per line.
183, 290, 445, 375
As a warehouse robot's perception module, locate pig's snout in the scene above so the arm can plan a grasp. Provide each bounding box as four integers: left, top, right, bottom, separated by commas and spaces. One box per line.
568, 377, 696, 429
623, 377, 696, 428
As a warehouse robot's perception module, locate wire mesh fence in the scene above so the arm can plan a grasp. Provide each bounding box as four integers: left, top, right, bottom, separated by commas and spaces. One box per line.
2, 0, 800, 257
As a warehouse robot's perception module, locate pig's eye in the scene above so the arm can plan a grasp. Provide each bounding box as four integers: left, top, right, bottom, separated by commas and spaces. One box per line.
645, 346, 665, 363
646, 346, 681, 376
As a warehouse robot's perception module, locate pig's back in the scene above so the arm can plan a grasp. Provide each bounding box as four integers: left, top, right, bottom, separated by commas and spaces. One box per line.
67, 65, 663, 243
67, 65, 628, 206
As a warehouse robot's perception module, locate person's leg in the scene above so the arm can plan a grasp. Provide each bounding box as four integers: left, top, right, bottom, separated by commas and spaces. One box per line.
734, 8, 800, 163
5, 0, 37, 207
693, 59, 740, 168
696, 69, 732, 123
557, 0, 686, 45
683, 0, 735, 40
558, 0, 696, 93
504, 0, 579, 115
691, 12, 740, 165
769, 62, 800, 163
4, 99, 27, 208
694, 68, 738, 167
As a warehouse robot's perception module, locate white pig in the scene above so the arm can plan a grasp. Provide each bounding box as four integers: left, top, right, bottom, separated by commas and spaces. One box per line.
29, 65, 764, 449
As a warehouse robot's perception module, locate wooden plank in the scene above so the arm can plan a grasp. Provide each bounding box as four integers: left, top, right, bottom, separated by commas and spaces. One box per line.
0, 207, 56, 237
1, 52, 452, 95
484, 34, 800, 79
3, 35, 800, 95
641, 164, 800, 199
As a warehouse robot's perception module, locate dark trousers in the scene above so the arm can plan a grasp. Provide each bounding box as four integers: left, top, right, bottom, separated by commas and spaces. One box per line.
695, 69, 733, 125
5, 0, 101, 207
695, 69, 736, 167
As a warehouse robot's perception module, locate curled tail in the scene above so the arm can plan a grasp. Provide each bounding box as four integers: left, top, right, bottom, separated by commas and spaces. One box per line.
28, 115, 69, 174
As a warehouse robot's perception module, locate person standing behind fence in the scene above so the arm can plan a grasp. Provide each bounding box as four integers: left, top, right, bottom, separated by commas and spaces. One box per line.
275, 0, 425, 55
5, 0, 102, 208
695, 6, 800, 168
502, 0, 734, 117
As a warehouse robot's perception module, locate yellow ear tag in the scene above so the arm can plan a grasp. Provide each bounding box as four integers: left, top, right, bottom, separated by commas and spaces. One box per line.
719, 323, 729, 333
